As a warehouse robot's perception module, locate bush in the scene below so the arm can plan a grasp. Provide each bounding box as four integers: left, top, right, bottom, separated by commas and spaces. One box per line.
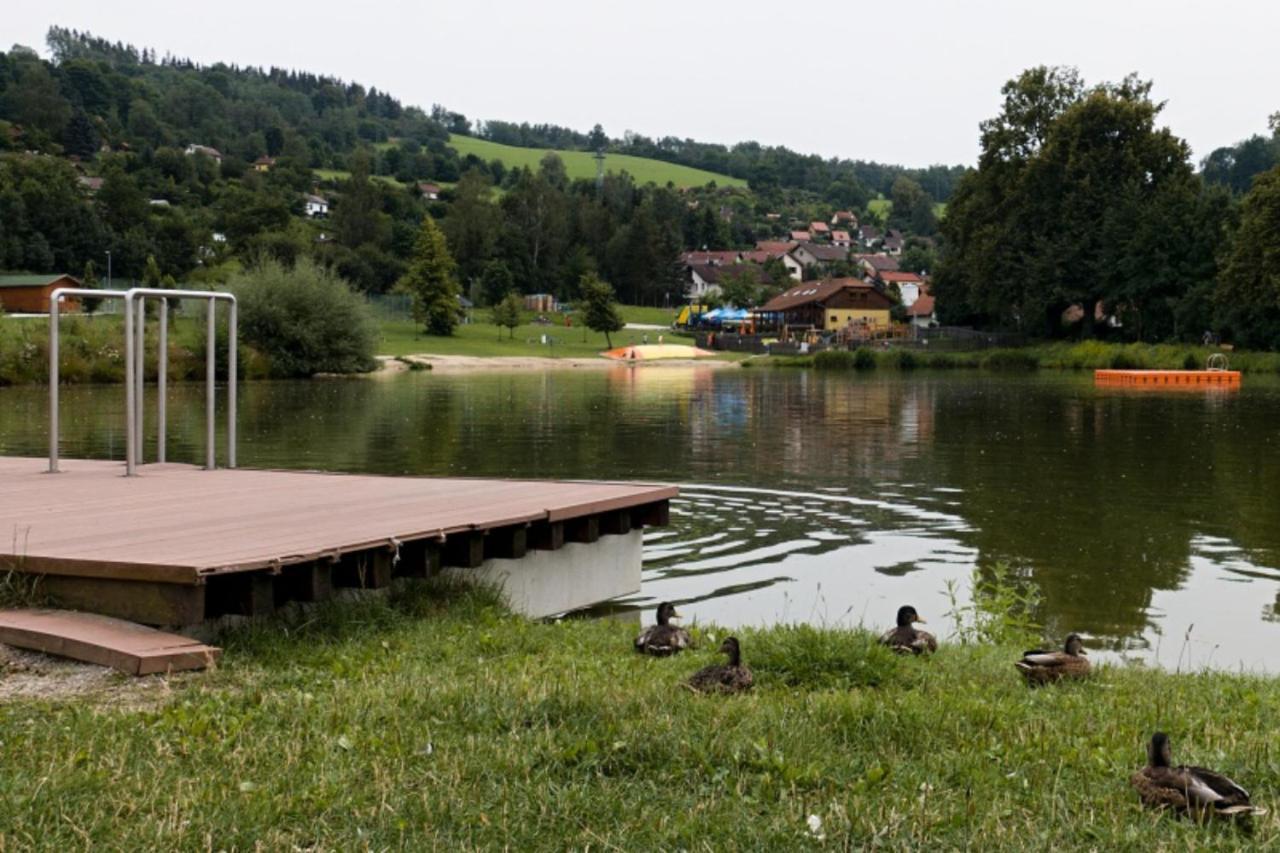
1181, 352, 1199, 370
1108, 350, 1139, 369
230, 258, 378, 378
853, 348, 876, 369
812, 349, 856, 370
883, 349, 918, 370
981, 349, 1039, 371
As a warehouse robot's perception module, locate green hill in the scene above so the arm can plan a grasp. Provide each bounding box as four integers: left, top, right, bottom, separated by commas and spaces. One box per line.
447, 135, 747, 189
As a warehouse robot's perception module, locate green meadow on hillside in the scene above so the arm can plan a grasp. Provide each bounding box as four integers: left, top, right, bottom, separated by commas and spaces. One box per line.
447, 135, 748, 188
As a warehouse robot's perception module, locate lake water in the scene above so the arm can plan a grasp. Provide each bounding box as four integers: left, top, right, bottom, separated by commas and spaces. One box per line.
3, 367, 1279, 671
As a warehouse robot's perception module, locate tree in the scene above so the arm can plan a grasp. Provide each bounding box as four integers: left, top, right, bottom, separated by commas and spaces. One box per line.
479, 259, 515, 307
718, 266, 764, 308
396, 216, 461, 335
81, 259, 102, 315
442, 169, 497, 283
588, 124, 608, 152
579, 273, 624, 347
1215, 166, 1280, 348
490, 290, 523, 339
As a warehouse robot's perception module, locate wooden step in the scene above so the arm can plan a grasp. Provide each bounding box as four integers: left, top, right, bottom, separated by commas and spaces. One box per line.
0, 609, 220, 676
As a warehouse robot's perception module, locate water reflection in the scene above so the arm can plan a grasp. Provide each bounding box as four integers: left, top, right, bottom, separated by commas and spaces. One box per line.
2, 368, 1279, 670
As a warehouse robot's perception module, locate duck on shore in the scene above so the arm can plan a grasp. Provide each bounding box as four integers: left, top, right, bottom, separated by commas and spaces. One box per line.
634, 602, 692, 656
1130, 732, 1267, 819
686, 636, 754, 694
878, 605, 937, 655
1014, 633, 1090, 685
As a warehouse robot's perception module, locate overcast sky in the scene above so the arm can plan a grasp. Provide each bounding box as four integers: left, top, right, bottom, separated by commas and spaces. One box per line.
8, 0, 1278, 167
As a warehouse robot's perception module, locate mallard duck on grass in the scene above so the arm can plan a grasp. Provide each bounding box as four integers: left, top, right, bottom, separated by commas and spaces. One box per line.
878, 605, 937, 655
1130, 732, 1267, 819
686, 636, 753, 694
1014, 633, 1090, 685
634, 601, 692, 657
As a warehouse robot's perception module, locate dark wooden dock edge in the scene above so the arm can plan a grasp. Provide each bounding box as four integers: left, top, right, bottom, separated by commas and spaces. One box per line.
18, 500, 671, 627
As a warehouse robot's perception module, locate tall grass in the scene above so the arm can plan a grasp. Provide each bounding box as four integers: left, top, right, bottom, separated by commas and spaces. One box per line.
0, 579, 1276, 848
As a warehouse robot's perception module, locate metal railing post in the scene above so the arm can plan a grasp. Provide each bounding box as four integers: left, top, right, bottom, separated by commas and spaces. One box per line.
158, 299, 167, 463
227, 299, 237, 468
134, 296, 145, 464
206, 300, 216, 470
48, 295, 60, 472
124, 292, 136, 476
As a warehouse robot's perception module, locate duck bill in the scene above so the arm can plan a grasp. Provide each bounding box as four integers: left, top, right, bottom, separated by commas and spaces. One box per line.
913, 616, 927, 624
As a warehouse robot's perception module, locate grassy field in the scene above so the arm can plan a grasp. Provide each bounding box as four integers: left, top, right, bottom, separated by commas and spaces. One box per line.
867, 196, 948, 224
1, 577, 1276, 848
375, 305, 687, 359
447, 135, 748, 189
313, 168, 410, 188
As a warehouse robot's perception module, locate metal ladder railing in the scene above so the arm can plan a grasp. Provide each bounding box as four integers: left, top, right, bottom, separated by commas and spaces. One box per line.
48, 287, 238, 476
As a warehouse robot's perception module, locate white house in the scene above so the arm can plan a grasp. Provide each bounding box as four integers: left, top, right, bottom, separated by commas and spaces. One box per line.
304, 194, 329, 217
686, 263, 724, 299
789, 242, 849, 270
907, 292, 936, 328
418, 182, 441, 200
184, 144, 223, 163
877, 271, 925, 306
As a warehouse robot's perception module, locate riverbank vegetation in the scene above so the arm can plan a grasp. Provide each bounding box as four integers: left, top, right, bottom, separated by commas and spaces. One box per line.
1, 578, 1276, 848
771, 340, 1280, 373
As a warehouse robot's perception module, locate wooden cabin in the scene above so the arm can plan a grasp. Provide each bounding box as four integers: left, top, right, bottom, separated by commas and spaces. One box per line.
0, 274, 81, 314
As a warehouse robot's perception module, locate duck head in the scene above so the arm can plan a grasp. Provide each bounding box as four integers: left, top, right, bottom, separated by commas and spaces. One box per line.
655, 601, 683, 626
1063, 633, 1087, 656
1147, 732, 1172, 768
719, 636, 741, 666
896, 605, 926, 627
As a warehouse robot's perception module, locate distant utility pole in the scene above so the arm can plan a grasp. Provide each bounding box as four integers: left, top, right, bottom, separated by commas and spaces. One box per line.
594, 149, 606, 195
105, 250, 112, 289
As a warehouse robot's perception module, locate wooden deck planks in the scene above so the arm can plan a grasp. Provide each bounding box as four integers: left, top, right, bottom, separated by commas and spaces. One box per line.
0, 608, 220, 675
0, 457, 676, 584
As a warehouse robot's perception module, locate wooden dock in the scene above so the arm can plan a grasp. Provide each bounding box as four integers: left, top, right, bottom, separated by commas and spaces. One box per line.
0, 457, 674, 625
0, 609, 220, 675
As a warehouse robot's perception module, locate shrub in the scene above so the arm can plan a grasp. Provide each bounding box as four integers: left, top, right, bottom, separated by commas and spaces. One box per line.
853, 348, 876, 369
884, 349, 918, 370
1108, 350, 1140, 369
230, 258, 378, 378
812, 349, 855, 370
1181, 352, 1199, 370
981, 349, 1039, 371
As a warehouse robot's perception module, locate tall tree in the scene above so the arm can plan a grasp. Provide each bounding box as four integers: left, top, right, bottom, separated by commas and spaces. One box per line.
579, 272, 624, 347
1216, 167, 1280, 348
442, 169, 498, 284
396, 216, 460, 335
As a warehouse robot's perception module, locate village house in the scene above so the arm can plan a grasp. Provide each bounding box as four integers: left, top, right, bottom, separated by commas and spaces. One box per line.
0, 274, 81, 314
906, 291, 937, 328
758, 278, 895, 333
831, 230, 853, 248
855, 253, 900, 278
679, 250, 741, 267
184, 144, 222, 163
831, 210, 858, 227
859, 224, 881, 248
876, 270, 925, 305
882, 228, 905, 256
77, 176, 104, 194
253, 155, 276, 172
304, 194, 329, 217
789, 229, 811, 242
808, 221, 831, 240
418, 182, 441, 200
789, 242, 849, 273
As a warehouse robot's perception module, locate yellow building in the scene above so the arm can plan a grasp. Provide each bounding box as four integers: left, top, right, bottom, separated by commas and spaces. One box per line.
760, 278, 895, 332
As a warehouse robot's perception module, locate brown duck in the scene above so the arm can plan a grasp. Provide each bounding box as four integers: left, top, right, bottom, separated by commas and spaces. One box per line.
1014, 633, 1090, 685
634, 602, 692, 656
1130, 732, 1267, 819
878, 605, 937, 655
686, 636, 753, 694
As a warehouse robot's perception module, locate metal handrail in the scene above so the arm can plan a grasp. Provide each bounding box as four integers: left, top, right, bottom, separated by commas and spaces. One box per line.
49, 288, 130, 473
123, 288, 237, 476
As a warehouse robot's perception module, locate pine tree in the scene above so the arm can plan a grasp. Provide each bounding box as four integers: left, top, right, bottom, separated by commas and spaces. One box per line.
396, 216, 460, 336
579, 273, 624, 348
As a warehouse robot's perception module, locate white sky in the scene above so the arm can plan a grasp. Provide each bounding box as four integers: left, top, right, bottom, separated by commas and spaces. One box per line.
7, 0, 1278, 167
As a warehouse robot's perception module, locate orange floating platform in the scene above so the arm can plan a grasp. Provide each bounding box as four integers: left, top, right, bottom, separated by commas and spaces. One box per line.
1094, 369, 1241, 388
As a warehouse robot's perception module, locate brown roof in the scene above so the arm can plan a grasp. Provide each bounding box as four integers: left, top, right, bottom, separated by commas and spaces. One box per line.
833, 210, 856, 222
755, 240, 797, 255
793, 242, 849, 263
855, 253, 900, 272
907, 293, 935, 316
831, 230, 852, 242
760, 278, 880, 312
809, 221, 830, 233
790, 230, 811, 241
738, 250, 772, 264
877, 270, 923, 284
681, 250, 740, 266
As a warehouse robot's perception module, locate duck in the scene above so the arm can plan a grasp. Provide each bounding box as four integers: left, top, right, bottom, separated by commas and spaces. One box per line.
634, 601, 692, 656
686, 636, 754, 694
1130, 732, 1267, 819
878, 605, 937, 655
1014, 633, 1090, 685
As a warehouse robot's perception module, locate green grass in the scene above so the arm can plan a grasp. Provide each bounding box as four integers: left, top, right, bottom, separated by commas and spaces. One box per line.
867, 196, 947, 225
313, 168, 410, 188
376, 312, 699, 359
2, 578, 1276, 848
447, 135, 747, 189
